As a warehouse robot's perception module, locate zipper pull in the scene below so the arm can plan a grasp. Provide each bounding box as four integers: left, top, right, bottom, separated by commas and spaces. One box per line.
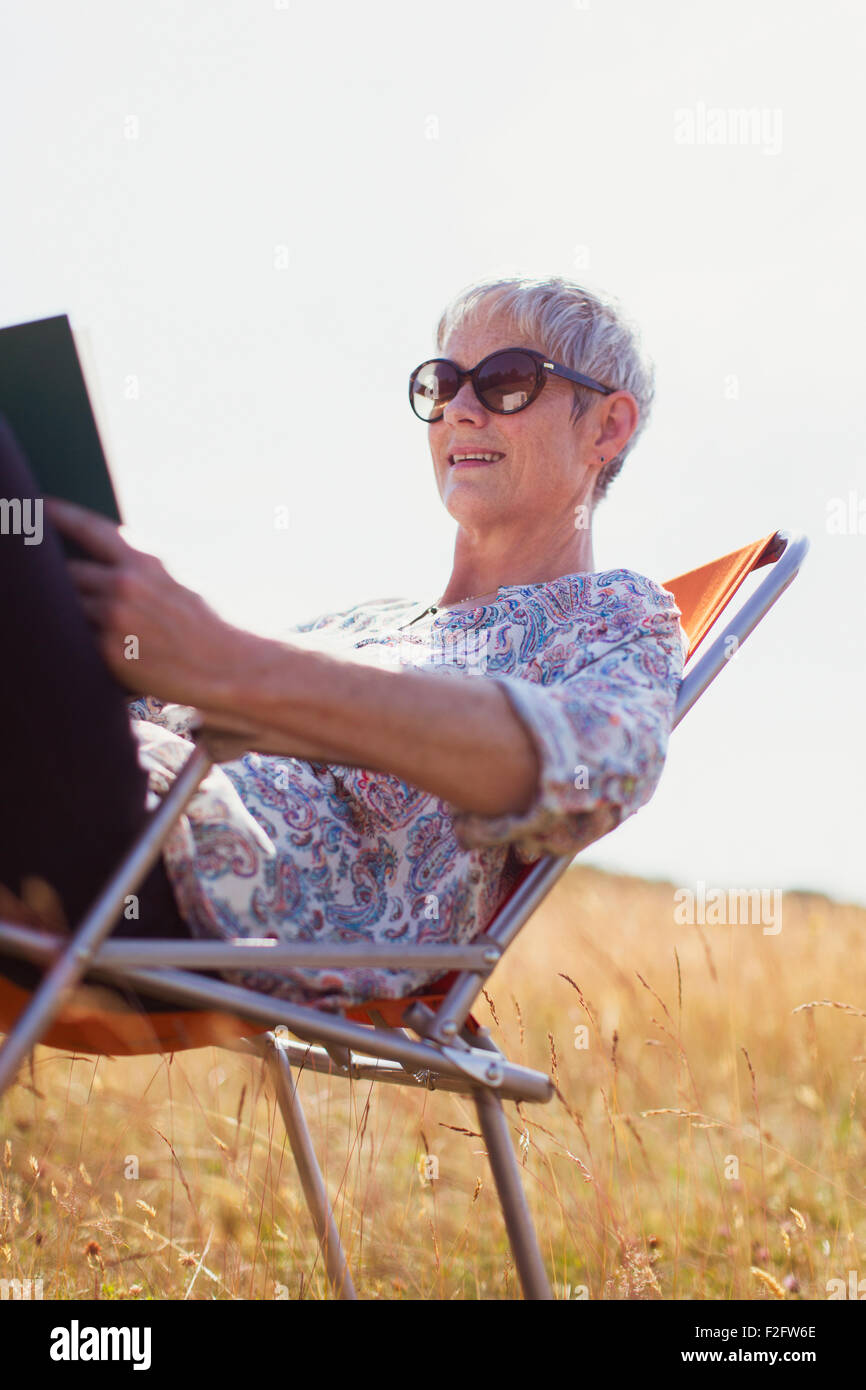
399, 604, 438, 631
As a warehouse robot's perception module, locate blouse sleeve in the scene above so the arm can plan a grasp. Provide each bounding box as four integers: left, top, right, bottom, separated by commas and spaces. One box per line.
450, 609, 685, 863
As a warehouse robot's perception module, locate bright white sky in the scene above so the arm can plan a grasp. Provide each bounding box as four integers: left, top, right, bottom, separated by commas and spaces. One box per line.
2, 0, 864, 906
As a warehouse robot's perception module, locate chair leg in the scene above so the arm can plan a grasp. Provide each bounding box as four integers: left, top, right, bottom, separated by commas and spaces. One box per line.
474, 1087, 553, 1300
266, 1040, 357, 1301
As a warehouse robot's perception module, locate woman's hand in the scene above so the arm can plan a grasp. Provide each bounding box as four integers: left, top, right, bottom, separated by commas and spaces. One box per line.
44, 497, 247, 709
0, 876, 69, 936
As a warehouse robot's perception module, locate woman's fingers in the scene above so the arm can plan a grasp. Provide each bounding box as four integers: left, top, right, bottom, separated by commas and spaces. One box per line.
66, 558, 115, 593
41, 500, 243, 708
75, 593, 110, 625
63, 559, 121, 642
43, 496, 131, 564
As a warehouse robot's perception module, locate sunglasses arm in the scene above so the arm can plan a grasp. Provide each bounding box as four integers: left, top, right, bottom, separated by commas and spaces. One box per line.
541, 361, 614, 396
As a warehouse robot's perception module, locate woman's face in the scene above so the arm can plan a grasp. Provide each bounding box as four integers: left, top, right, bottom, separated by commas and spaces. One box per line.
428, 305, 608, 536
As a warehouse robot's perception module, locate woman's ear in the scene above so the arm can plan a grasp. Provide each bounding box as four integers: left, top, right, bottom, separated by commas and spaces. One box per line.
596, 390, 639, 458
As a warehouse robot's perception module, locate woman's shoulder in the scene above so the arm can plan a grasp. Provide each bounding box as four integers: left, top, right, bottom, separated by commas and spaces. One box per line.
286, 571, 681, 642
579, 567, 680, 615
498, 568, 685, 670
520, 567, 681, 625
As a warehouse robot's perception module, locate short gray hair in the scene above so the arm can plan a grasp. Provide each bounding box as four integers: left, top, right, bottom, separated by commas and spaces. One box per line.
434, 275, 655, 502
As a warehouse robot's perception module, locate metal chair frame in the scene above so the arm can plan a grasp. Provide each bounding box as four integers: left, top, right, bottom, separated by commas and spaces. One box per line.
0, 530, 809, 1300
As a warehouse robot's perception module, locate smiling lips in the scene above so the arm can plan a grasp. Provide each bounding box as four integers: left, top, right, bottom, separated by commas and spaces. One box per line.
449, 451, 505, 468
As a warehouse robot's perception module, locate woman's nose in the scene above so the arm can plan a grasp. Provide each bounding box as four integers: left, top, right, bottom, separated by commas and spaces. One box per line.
442, 380, 487, 422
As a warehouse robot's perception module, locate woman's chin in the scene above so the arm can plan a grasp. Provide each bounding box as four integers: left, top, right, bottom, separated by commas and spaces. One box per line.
444, 498, 497, 530
442, 477, 506, 525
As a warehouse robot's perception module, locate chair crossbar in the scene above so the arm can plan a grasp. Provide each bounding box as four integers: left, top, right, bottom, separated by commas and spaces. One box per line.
0, 924, 502, 974
2, 946, 554, 1102
257, 1036, 530, 1098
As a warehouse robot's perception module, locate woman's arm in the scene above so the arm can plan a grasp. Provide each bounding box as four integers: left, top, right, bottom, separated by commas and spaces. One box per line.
197, 636, 540, 817
44, 498, 539, 818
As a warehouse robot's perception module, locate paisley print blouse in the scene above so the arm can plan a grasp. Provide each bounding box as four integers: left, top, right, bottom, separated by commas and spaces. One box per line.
128, 571, 686, 1012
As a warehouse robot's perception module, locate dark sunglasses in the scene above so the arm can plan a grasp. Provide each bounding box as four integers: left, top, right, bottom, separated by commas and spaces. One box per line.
408, 346, 613, 423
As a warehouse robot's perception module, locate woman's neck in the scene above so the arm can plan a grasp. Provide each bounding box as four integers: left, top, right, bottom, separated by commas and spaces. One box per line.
438, 526, 595, 607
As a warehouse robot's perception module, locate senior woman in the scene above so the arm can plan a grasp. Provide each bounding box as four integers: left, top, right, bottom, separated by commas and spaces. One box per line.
0, 276, 685, 1012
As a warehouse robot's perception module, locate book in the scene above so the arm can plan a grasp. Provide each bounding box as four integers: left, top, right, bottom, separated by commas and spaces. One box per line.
0, 313, 122, 523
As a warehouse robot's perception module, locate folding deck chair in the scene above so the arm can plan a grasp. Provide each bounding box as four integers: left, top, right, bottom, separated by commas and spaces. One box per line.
0, 528, 809, 1300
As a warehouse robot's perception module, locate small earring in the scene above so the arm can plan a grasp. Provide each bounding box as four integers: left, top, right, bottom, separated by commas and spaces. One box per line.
600, 456, 605, 462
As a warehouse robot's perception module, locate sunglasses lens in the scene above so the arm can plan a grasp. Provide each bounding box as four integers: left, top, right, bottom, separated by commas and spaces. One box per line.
477, 351, 539, 413
410, 360, 458, 421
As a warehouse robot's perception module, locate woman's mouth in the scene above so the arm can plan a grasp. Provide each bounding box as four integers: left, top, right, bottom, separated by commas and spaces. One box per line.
448, 451, 505, 469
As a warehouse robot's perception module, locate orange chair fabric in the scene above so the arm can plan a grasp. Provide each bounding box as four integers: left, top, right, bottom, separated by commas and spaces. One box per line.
0, 972, 257, 1055
663, 531, 778, 662
0, 966, 470, 1056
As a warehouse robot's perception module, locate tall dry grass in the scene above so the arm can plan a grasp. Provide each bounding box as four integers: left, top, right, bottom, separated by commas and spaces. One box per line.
1, 864, 864, 1300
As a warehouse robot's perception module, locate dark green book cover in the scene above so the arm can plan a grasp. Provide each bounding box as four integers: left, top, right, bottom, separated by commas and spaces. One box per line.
0, 313, 122, 523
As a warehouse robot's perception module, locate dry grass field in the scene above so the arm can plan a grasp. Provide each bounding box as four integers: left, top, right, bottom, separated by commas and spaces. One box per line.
1, 864, 864, 1301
